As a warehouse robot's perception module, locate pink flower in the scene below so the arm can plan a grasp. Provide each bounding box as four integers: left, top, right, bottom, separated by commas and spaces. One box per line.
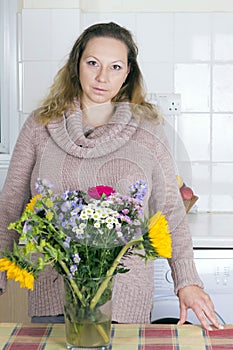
122, 208, 129, 214
88, 186, 115, 199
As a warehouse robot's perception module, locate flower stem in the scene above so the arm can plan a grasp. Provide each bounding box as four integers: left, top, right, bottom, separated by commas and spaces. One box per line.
58, 260, 85, 307
90, 237, 143, 310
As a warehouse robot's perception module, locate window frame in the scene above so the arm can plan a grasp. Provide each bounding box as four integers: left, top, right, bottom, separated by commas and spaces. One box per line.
0, 0, 18, 163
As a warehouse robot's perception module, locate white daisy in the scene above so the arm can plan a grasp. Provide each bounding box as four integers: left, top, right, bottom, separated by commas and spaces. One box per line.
86, 208, 94, 216
80, 211, 88, 220
79, 223, 86, 229
92, 212, 101, 220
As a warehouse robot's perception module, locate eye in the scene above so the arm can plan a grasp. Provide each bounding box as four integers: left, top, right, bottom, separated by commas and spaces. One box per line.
87, 60, 98, 67
112, 64, 122, 70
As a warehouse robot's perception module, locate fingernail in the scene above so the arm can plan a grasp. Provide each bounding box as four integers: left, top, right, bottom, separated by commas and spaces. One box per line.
218, 324, 224, 330
208, 326, 213, 331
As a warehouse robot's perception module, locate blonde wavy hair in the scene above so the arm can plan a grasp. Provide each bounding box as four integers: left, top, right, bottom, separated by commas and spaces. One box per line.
36, 22, 159, 124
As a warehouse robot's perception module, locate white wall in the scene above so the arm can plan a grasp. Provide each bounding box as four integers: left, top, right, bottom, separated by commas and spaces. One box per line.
1, 0, 233, 212
19, 0, 233, 12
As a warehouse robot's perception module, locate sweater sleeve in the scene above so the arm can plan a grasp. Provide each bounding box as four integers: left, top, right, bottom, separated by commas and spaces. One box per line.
148, 122, 204, 294
0, 113, 37, 293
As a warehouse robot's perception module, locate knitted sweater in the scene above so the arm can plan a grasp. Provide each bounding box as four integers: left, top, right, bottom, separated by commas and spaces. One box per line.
0, 102, 203, 323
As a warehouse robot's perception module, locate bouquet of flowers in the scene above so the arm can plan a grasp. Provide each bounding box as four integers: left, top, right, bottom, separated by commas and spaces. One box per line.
0, 179, 172, 348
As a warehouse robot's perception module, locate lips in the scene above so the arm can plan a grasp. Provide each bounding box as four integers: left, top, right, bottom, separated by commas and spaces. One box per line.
93, 87, 107, 92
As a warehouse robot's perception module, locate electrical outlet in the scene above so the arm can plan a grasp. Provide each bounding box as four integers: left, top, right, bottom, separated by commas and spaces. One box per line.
153, 93, 181, 116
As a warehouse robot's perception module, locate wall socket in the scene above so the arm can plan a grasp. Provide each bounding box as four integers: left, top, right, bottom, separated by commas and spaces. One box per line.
148, 93, 181, 116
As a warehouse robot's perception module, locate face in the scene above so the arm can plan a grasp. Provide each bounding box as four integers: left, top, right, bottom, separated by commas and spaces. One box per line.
79, 37, 130, 108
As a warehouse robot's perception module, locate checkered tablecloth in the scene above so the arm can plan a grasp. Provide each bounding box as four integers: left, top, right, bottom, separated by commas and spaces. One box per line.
0, 323, 233, 349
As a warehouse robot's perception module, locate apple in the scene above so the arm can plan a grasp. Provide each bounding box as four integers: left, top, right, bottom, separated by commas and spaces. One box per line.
180, 186, 193, 200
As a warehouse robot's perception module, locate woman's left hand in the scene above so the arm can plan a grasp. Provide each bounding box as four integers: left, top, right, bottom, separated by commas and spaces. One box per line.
177, 285, 224, 331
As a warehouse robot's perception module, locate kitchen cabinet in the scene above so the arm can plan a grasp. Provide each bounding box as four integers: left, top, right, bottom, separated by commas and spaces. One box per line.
0, 280, 30, 322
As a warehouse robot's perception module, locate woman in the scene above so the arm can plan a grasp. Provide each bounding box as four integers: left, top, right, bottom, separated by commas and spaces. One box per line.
0, 22, 222, 330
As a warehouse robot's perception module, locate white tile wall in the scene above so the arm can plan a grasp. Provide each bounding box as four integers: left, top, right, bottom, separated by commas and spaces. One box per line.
213, 65, 233, 112
14, 10, 233, 212
19, 8, 81, 113
212, 114, 233, 162
140, 62, 174, 93
82, 13, 136, 34
21, 61, 61, 113
21, 9, 80, 61
212, 163, 233, 211
21, 9, 51, 61
176, 114, 210, 161
213, 13, 233, 61
174, 13, 211, 62
136, 13, 173, 63
175, 64, 210, 112
192, 164, 211, 211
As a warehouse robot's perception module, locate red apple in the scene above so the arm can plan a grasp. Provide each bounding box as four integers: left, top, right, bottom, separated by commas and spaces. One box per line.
180, 186, 193, 200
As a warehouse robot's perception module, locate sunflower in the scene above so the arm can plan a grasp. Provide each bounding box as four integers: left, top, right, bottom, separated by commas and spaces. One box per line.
0, 257, 34, 290
148, 211, 172, 258
25, 194, 42, 212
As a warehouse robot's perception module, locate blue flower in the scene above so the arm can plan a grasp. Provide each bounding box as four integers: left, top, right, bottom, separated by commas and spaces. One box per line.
129, 180, 147, 201
63, 236, 71, 248
61, 201, 72, 212
73, 253, 81, 264
70, 264, 78, 275
35, 178, 53, 195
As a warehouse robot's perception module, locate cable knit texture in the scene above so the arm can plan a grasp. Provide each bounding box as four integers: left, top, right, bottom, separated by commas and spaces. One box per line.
0, 102, 203, 322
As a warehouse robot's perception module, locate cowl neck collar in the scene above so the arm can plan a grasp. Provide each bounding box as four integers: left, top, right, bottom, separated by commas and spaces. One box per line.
46, 101, 138, 159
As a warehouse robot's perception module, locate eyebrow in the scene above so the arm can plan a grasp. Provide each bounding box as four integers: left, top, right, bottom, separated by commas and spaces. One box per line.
84, 55, 127, 65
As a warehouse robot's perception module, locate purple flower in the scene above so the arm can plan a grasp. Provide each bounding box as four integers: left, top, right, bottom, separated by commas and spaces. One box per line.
63, 236, 71, 248
61, 201, 72, 212
35, 178, 53, 195
61, 220, 69, 228
69, 217, 77, 227
73, 253, 81, 264
124, 215, 133, 225
129, 180, 147, 201
58, 213, 64, 222
70, 264, 78, 275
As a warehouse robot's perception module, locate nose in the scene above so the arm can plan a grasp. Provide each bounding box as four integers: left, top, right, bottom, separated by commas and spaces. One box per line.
95, 66, 108, 82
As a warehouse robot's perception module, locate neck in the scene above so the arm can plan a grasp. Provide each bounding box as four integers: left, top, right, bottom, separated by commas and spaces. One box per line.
81, 103, 114, 127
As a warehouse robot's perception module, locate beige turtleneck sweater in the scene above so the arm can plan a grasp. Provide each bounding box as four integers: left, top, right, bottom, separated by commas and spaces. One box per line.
0, 102, 203, 323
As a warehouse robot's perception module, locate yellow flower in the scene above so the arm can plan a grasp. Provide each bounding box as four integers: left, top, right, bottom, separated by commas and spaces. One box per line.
25, 242, 36, 253
0, 257, 12, 270
148, 211, 172, 258
45, 198, 53, 208
25, 194, 42, 212
0, 257, 34, 290
46, 211, 54, 221
21, 269, 34, 290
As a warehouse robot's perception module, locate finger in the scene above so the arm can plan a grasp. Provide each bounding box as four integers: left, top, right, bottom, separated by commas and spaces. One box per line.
177, 305, 187, 326
202, 306, 224, 330
194, 309, 213, 331
196, 296, 224, 330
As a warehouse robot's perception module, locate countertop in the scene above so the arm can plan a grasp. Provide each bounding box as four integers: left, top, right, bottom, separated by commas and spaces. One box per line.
1, 323, 233, 349
188, 212, 233, 248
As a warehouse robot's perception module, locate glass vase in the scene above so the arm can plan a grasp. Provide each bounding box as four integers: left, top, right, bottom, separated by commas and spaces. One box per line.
63, 275, 114, 350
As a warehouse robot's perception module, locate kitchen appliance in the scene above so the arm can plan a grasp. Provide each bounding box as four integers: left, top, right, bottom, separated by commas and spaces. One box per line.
151, 213, 233, 325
